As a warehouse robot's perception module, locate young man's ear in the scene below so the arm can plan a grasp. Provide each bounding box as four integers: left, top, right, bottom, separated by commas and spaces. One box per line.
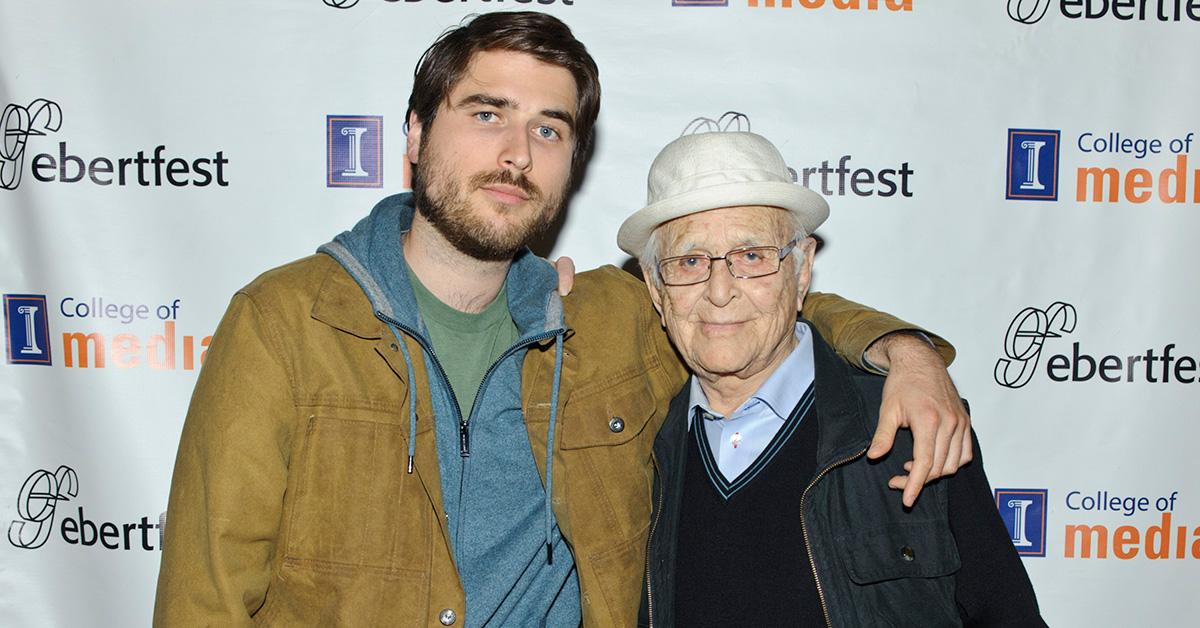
406, 111, 423, 165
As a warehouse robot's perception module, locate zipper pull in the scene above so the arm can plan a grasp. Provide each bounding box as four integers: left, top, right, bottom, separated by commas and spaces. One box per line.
459, 419, 470, 457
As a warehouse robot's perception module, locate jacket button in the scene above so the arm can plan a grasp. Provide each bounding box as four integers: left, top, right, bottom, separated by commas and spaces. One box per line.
389, 343, 399, 352
608, 416, 625, 433
900, 546, 915, 561
438, 608, 457, 625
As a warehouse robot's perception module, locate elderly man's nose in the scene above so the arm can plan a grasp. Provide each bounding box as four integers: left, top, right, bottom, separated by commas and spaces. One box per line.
704, 261, 738, 306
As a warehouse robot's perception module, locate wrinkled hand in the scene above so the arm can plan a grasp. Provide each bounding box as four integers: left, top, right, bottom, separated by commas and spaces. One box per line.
554, 256, 575, 296
865, 333, 973, 507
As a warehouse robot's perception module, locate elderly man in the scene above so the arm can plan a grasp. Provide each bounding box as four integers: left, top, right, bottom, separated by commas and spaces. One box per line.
626, 127, 1047, 627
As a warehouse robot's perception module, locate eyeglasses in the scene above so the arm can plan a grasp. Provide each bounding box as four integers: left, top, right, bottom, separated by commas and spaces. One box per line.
656, 240, 798, 287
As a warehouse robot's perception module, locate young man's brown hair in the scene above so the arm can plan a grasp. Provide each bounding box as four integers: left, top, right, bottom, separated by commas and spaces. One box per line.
405, 11, 601, 187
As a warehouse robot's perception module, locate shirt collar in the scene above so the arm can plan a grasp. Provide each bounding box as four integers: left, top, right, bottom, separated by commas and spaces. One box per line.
688, 323, 815, 428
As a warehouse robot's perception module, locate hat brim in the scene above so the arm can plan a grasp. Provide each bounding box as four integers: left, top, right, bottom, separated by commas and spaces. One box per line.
617, 181, 830, 257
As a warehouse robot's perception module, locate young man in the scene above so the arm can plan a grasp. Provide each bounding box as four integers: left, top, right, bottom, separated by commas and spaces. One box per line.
154, 12, 971, 627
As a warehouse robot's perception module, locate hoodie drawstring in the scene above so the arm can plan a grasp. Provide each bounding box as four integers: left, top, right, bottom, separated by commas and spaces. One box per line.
383, 311, 564, 561
396, 337, 419, 474
543, 332, 565, 564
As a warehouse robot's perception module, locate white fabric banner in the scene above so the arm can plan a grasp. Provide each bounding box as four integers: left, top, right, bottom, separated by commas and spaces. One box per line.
2, 1, 1197, 626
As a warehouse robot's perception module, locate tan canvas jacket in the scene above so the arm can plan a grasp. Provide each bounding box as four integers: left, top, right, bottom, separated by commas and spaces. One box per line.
153, 254, 952, 627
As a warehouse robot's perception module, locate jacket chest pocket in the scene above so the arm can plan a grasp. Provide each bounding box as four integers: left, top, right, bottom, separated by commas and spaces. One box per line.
839, 521, 961, 583
283, 412, 433, 574
554, 374, 659, 543
835, 522, 963, 628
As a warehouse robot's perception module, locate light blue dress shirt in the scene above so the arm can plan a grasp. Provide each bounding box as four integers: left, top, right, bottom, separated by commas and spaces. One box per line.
688, 323, 815, 482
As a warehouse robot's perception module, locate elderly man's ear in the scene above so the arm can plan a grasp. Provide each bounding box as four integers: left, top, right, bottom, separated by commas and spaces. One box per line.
795, 236, 818, 311
644, 267, 667, 326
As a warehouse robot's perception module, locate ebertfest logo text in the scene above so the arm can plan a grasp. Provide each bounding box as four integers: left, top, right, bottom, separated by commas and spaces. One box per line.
1008, 0, 1200, 24
994, 302, 1199, 388
8, 465, 165, 551
1, 98, 229, 191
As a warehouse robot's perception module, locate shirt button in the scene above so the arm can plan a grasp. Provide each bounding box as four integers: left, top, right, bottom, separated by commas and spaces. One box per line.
608, 417, 625, 433
389, 342, 399, 352
438, 608, 457, 625
900, 546, 915, 561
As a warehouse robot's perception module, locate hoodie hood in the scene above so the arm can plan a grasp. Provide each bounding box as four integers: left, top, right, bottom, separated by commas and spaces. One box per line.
319, 193, 566, 338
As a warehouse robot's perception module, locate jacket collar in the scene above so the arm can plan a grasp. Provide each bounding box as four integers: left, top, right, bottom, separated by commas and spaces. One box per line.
310, 257, 385, 339
807, 319, 874, 466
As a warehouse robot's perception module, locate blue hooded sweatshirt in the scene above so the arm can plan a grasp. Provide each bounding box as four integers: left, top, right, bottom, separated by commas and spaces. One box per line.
318, 193, 580, 627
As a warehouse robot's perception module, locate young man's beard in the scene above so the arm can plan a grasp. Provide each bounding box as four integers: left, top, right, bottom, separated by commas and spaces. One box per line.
411, 151, 564, 262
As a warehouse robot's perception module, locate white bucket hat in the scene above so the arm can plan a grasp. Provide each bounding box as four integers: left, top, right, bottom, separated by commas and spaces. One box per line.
617, 117, 829, 256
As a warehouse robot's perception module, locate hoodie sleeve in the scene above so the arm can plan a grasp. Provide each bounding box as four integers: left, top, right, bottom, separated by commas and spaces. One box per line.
153, 291, 294, 627
802, 291, 956, 372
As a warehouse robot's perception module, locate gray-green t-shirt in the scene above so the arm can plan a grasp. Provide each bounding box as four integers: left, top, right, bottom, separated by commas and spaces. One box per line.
407, 267, 520, 419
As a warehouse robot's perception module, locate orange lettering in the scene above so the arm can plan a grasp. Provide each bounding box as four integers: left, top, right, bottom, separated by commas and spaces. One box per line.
1113, 525, 1139, 559
1146, 512, 1171, 559
750, 0, 910, 9
1124, 168, 1152, 203
1077, 167, 1120, 202
1159, 154, 1187, 203
112, 334, 140, 368
184, 335, 195, 370
62, 332, 105, 368
1065, 524, 1108, 558
148, 321, 175, 369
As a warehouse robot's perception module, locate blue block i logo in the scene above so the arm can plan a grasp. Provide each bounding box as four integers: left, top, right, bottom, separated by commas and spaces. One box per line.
1006, 129, 1059, 201
327, 115, 383, 188
4, 294, 52, 365
995, 488, 1048, 557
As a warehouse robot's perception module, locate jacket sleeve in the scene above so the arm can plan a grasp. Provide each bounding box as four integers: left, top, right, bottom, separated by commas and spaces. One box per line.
153, 292, 294, 626
801, 291, 956, 371
949, 431, 1049, 627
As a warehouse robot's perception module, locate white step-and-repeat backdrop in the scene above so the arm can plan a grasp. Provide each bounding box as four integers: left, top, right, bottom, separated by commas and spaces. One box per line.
2, 1, 1197, 625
